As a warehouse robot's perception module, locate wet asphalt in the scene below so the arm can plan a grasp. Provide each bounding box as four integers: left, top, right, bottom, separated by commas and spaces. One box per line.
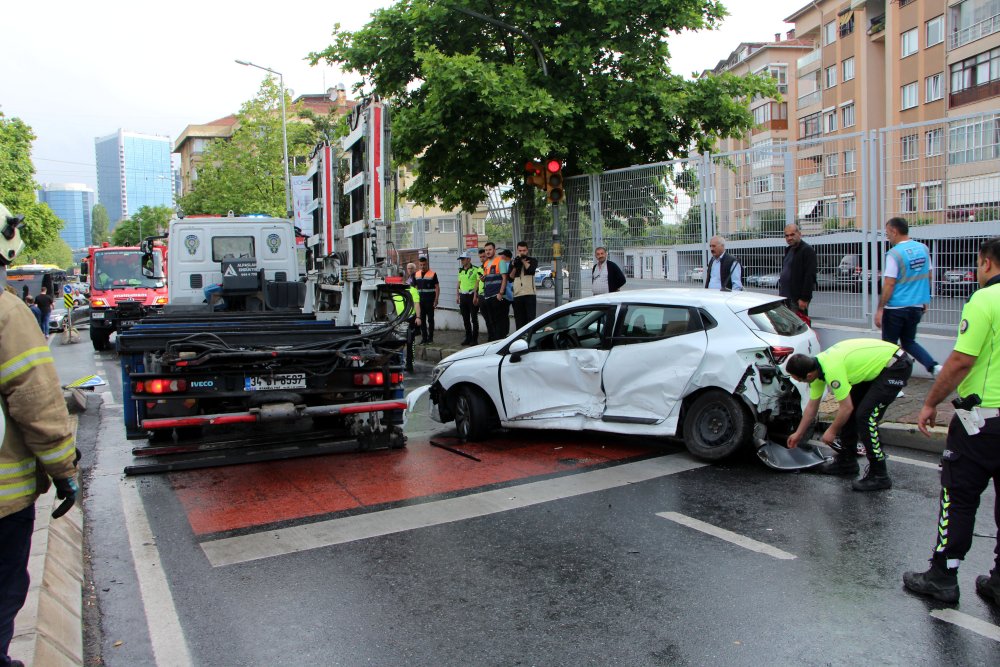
49, 336, 1000, 666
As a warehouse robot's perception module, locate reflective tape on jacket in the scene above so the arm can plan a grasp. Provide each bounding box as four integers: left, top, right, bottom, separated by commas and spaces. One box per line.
0, 478, 36, 502
37, 435, 76, 466
0, 345, 54, 387
0, 457, 36, 480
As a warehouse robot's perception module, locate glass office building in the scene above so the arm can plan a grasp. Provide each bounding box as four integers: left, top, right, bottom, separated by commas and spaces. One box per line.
38, 183, 95, 249
94, 130, 173, 227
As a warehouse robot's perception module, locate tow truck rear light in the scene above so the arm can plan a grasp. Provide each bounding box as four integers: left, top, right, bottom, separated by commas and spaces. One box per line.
354, 372, 385, 386
389, 372, 405, 384
770, 346, 795, 363
134, 378, 188, 394
91, 298, 107, 307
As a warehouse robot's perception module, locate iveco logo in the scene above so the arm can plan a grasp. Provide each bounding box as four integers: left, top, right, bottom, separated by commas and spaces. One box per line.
190, 380, 214, 388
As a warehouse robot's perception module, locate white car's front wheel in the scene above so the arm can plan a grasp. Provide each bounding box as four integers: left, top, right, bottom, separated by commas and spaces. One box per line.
454, 387, 493, 442
682, 390, 751, 461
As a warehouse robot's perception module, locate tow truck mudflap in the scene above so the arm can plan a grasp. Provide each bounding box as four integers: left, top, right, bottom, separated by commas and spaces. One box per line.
141, 399, 408, 430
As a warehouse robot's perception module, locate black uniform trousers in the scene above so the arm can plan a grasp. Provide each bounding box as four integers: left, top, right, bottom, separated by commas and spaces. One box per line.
1, 504, 35, 665
839, 355, 913, 463
512, 295, 537, 330
403, 317, 417, 371
932, 414, 1000, 568
459, 293, 479, 343
419, 296, 436, 342
483, 296, 510, 341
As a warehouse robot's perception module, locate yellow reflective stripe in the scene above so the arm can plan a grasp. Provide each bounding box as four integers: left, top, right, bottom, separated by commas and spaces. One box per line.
0, 346, 54, 386
0, 457, 36, 480
0, 479, 36, 501
37, 436, 76, 465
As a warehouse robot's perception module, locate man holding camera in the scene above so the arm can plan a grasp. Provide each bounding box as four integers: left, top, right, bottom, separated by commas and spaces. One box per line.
903, 237, 1000, 605
508, 242, 538, 330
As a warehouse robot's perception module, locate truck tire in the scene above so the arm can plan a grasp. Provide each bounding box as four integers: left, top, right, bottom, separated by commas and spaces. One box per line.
454, 387, 493, 442
91, 329, 111, 351
682, 390, 751, 461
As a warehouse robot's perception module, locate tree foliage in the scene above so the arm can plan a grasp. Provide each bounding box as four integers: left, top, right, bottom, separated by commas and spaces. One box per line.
111, 205, 174, 246
177, 78, 320, 217
91, 204, 111, 245
1, 110, 64, 256
310, 1, 777, 212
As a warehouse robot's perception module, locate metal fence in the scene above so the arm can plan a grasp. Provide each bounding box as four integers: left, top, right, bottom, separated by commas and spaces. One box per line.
437, 110, 998, 336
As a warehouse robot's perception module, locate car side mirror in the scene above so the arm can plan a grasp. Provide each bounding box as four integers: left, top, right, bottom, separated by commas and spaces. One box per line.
509, 338, 529, 362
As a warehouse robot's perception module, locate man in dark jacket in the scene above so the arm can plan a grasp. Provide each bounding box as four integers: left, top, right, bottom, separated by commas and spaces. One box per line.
778, 224, 817, 320
592, 246, 626, 294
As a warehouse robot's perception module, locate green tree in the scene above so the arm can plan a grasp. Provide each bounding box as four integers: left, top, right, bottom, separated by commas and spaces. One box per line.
177, 78, 319, 217
28, 236, 74, 268
0, 110, 64, 257
91, 204, 111, 245
310, 1, 776, 213
111, 205, 174, 246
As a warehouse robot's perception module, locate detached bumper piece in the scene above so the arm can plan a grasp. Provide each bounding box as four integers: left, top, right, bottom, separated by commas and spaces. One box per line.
756, 440, 833, 471
125, 399, 407, 475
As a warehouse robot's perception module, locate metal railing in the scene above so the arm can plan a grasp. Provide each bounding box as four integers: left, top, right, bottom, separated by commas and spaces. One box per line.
949, 14, 1000, 50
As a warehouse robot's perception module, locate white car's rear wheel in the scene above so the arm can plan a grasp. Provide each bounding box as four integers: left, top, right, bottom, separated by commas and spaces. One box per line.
682, 390, 750, 461
454, 387, 492, 442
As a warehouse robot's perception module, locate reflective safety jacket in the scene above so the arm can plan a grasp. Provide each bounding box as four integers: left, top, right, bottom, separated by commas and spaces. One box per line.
1, 291, 77, 519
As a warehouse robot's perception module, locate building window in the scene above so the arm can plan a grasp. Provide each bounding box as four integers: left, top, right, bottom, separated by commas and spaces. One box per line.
825, 65, 838, 89
799, 112, 822, 139
948, 114, 1000, 164
900, 186, 917, 213
901, 134, 919, 161
950, 0, 1000, 50
925, 72, 944, 102
842, 103, 855, 128
824, 110, 838, 133
901, 28, 918, 58
844, 149, 857, 173
751, 174, 784, 194
924, 184, 943, 211
843, 57, 855, 82
926, 128, 944, 156
839, 12, 855, 38
949, 47, 1000, 95
901, 82, 919, 109
476, 220, 486, 235
824, 21, 837, 45
825, 153, 839, 176
824, 200, 839, 219
843, 197, 857, 219
926, 15, 944, 47
438, 218, 457, 233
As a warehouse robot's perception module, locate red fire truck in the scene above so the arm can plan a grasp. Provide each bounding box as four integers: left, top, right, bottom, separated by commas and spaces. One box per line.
80, 243, 168, 351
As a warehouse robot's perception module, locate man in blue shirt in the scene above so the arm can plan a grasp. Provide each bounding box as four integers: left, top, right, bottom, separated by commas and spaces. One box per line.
875, 217, 942, 377
705, 236, 743, 291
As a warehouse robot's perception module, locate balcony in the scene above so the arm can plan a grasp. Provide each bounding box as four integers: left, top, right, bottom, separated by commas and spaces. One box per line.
868, 14, 885, 39
797, 90, 822, 109
950, 79, 1000, 108
796, 49, 821, 71
949, 14, 1000, 50
798, 172, 823, 190
752, 119, 789, 135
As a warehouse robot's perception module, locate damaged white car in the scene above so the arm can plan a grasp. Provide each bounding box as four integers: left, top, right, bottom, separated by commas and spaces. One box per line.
426, 289, 822, 466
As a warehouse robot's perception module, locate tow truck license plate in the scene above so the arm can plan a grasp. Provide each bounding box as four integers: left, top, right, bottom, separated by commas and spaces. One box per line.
245, 373, 307, 391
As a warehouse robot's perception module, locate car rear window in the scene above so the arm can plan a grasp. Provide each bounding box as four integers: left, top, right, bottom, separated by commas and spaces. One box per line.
747, 302, 807, 336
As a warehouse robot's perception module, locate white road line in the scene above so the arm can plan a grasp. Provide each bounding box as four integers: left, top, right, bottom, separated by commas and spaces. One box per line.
930, 609, 1000, 642
202, 453, 708, 567
656, 511, 797, 560
120, 479, 194, 666
891, 455, 940, 470
101, 389, 117, 407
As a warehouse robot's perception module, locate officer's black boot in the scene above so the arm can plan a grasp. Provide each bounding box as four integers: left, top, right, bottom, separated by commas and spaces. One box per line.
816, 451, 860, 476
903, 557, 959, 602
852, 458, 892, 491
975, 569, 1000, 607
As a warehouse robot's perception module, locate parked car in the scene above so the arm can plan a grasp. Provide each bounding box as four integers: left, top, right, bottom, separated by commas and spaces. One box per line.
941, 267, 977, 298
425, 289, 819, 462
687, 267, 705, 283
755, 273, 780, 289
534, 266, 569, 289
836, 254, 881, 293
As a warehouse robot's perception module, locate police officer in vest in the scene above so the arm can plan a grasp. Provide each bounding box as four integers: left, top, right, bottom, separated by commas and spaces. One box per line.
456, 251, 483, 346
705, 236, 743, 291
786, 338, 912, 491
876, 217, 942, 377
414, 255, 439, 344
480, 242, 508, 341
903, 237, 1000, 605
1, 204, 79, 667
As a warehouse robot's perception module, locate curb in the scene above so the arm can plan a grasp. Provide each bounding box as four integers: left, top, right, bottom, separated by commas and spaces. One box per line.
879, 422, 947, 455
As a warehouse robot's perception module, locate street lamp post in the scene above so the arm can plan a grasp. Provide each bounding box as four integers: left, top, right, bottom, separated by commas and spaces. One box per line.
235, 59, 292, 217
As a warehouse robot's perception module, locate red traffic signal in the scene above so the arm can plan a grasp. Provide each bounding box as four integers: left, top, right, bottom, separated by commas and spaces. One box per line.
524, 160, 546, 190
545, 158, 564, 205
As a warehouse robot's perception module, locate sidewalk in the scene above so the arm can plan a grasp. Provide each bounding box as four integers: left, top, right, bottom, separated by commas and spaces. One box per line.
414, 326, 949, 454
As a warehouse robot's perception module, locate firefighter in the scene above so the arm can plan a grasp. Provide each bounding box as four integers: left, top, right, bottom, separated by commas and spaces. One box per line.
1, 203, 79, 667
786, 338, 912, 492
903, 237, 1000, 605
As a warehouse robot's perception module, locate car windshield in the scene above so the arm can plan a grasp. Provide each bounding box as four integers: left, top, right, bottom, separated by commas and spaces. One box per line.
747, 301, 807, 336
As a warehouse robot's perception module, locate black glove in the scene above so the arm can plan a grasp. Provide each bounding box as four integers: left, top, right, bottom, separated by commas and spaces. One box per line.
52, 476, 79, 519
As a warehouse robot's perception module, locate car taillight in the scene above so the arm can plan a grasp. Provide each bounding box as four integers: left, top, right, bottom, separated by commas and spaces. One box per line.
770, 346, 795, 363
91, 298, 107, 307
965, 271, 974, 281
354, 372, 385, 386
134, 378, 188, 394
853, 266, 861, 274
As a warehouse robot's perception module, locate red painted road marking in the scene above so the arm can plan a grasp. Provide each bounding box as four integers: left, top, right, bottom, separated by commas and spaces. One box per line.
171, 436, 653, 535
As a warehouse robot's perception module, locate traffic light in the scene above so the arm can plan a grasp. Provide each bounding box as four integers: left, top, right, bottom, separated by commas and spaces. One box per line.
545, 158, 564, 205
524, 160, 546, 191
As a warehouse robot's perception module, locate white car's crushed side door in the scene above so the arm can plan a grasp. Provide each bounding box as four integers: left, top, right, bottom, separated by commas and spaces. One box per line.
499, 348, 607, 421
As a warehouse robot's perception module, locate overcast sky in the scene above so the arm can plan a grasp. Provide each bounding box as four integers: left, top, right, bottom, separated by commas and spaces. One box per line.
2, 0, 809, 193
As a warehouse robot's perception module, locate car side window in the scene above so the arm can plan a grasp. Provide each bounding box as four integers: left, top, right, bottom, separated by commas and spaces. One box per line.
615, 305, 701, 343
525, 308, 611, 352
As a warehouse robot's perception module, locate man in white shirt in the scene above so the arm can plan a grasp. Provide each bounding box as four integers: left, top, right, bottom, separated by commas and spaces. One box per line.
705, 236, 743, 291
